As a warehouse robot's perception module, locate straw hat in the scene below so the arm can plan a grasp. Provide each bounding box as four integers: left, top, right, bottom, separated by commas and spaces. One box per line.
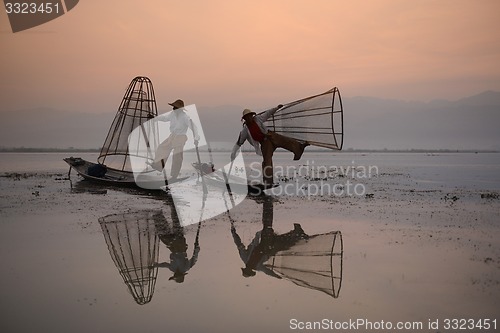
241, 108, 256, 119
241, 267, 256, 277
169, 271, 187, 283
169, 99, 185, 109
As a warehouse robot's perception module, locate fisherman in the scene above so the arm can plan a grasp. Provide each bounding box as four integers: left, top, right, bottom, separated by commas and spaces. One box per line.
230, 105, 309, 185
231, 197, 308, 278
150, 99, 200, 179
155, 197, 200, 283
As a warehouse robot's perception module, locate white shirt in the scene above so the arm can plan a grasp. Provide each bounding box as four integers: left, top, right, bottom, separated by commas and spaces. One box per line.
157, 109, 200, 141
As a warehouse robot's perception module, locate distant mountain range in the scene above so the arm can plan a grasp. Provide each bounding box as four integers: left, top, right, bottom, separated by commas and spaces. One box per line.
344, 91, 500, 150
1, 91, 499, 150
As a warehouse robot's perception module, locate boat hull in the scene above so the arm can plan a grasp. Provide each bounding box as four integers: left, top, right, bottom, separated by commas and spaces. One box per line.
64, 157, 136, 185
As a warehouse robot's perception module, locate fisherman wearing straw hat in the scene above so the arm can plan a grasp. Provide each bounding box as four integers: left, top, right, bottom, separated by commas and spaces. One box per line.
231, 105, 309, 185
231, 197, 308, 278
155, 198, 200, 283
150, 99, 200, 179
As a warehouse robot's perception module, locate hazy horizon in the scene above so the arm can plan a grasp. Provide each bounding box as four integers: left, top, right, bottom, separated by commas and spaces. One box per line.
1, 90, 499, 151
1, 1, 499, 151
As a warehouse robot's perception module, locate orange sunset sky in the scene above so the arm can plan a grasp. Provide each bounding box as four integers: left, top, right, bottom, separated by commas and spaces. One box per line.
1, 0, 500, 114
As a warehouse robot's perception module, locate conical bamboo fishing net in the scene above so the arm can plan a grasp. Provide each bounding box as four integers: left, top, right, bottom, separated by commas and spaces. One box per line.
98, 210, 162, 305
264, 231, 343, 298
98, 76, 159, 172
262, 87, 344, 150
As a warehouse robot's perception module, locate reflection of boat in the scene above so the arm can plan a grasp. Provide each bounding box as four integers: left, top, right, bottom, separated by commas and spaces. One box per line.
65, 76, 161, 188
264, 231, 343, 298
98, 210, 162, 305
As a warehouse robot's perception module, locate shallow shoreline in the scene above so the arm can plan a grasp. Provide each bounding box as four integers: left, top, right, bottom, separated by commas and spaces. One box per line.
1, 158, 499, 332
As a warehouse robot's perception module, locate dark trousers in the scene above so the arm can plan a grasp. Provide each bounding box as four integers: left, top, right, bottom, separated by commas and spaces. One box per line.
261, 132, 302, 185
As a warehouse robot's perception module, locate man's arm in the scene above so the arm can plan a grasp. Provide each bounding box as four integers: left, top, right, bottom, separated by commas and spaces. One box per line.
256, 104, 283, 122
156, 111, 173, 122
189, 242, 200, 268
230, 130, 246, 161
189, 119, 200, 144
231, 224, 245, 251
155, 262, 173, 269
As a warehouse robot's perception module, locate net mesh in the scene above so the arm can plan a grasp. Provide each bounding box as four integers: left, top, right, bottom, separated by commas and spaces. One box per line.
99, 210, 162, 305
263, 87, 343, 150
264, 231, 343, 298
98, 76, 159, 172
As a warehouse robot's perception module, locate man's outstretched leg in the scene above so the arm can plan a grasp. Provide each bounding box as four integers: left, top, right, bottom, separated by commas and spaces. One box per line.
268, 132, 308, 160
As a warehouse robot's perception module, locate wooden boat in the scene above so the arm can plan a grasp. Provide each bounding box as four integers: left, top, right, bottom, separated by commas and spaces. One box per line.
65, 76, 163, 188
64, 156, 189, 189
200, 170, 278, 195
64, 157, 135, 185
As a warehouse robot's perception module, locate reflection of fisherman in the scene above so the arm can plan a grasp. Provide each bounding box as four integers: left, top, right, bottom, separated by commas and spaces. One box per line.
150, 99, 200, 179
155, 199, 200, 283
231, 197, 308, 277
230, 106, 309, 185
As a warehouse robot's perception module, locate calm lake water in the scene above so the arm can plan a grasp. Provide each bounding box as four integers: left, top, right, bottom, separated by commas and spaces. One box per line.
1, 151, 500, 189
0, 151, 499, 333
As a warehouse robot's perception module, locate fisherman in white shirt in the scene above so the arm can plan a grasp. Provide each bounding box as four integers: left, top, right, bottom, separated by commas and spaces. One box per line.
151, 99, 200, 179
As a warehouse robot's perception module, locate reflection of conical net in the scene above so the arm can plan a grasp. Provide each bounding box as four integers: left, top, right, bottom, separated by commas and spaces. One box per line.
98, 210, 162, 305
264, 231, 343, 298
262, 87, 343, 150
98, 76, 159, 172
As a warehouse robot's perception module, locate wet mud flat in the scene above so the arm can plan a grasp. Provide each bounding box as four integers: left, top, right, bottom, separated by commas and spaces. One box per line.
0, 168, 499, 333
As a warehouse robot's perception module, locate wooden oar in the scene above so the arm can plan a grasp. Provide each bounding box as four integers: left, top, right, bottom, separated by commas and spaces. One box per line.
191, 119, 207, 194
